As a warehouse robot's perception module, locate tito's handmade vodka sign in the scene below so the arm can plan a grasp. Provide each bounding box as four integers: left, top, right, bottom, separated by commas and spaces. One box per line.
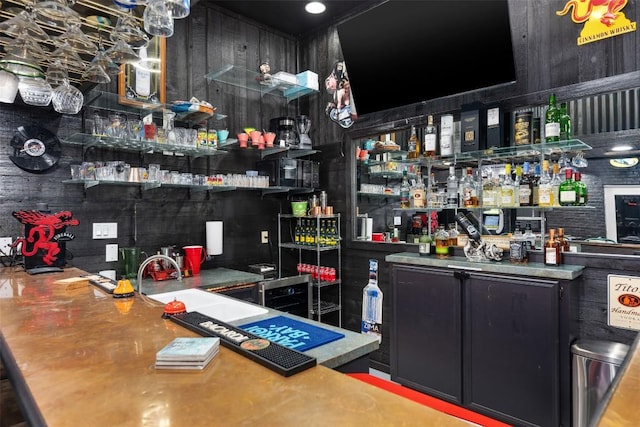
608, 274, 640, 331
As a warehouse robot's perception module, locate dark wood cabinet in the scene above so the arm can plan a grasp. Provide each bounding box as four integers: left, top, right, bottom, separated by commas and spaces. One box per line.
391, 264, 574, 427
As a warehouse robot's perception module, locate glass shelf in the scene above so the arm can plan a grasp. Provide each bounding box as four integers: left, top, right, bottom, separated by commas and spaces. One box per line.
60, 133, 232, 158
421, 139, 592, 167
62, 179, 240, 192
84, 90, 228, 122
279, 242, 339, 252
358, 191, 400, 198
205, 64, 319, 102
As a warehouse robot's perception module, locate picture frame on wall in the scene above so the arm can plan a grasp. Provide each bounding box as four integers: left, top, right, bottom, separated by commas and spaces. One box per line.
118, 36, 166, 108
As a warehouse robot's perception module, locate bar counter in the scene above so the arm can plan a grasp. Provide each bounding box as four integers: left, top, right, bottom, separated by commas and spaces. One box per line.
0, 266, 472, 426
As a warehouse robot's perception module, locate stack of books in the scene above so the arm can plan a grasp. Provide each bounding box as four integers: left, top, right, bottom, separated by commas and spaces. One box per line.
155, 337, 220, 370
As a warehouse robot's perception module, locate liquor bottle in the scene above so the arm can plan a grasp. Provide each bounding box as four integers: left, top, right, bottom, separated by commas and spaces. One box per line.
531, 162, 541, 206
447, 223, 459, 247
439, 114, 454, 157
427, 172, 439, 208
557, 227, 570, 252
538, 160, 553, 207
434, 225, 450, 258
418, 227, 432, 256
410, 168, 427, 208
574, 171, 588, 206
509, 223, 528, 264
399, 170, 411, 209
518, 162, 534, 206
544, 228, 562, 266
514, 163, 522, 203
361, 259, 383, 343
135, 46, 151, 98
446, 166, 459, 208
407, 125, 420, 159
551, 161, 562, 206
294, 219, 302, 244
559, 102, 572, 141
482, 168, 498, 208
423, 115, 438, 158
500, 163, 517, 207
524, 222, 537, 250
559, 168, 577, 206
545, 93, 560, 142
460, 167, 479, 207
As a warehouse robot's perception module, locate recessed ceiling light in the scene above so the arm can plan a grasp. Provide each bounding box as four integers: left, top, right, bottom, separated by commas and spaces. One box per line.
609, 158, 639, 168
305, 2, 326, 14
611, 144, 634, 152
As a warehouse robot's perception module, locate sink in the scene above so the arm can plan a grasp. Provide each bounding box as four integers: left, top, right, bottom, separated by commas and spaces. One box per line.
149, 289, 268, 322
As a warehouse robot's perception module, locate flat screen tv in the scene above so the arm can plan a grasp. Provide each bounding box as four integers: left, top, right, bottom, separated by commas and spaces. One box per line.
337, 0, 517, 115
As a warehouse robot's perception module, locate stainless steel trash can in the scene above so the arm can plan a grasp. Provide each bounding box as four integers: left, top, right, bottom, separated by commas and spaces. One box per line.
572, 339, 629, 427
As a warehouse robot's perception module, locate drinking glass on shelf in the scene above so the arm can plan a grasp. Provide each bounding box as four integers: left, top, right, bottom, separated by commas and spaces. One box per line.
51, 79, 83, 114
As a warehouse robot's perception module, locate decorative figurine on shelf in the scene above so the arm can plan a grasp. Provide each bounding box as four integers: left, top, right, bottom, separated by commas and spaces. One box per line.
454, 211, 503, 263
259, 62, 272, 86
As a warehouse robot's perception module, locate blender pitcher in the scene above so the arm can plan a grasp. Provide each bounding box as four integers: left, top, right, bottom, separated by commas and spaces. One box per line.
296, 115, 312, 149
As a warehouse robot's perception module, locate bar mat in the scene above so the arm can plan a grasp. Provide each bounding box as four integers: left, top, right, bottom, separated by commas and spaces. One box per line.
239, 316, 345, 352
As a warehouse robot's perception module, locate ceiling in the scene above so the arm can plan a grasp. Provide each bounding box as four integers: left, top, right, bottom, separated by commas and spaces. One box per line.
207, 1, 377, 37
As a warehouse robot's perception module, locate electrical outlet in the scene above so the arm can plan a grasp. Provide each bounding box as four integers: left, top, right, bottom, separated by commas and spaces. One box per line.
0, 237, 13, 255
105, 244, 118, 262
394, 216, 402, 226
261, 231, 269, 244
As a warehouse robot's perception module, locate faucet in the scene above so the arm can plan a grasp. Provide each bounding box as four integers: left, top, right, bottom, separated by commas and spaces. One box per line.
136, 254, 182, 295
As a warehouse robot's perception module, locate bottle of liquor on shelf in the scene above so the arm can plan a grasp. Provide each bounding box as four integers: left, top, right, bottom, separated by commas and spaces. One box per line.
518, 162, 534, 206
361, 259, 383, 343
427, 172, 440, 208
419, 227, 432, 256
399, 170, 411, 209
410, 168, 427, 208
446, 166, 459, 208
545, 93, 560, 142
407, 125, 420, 159
423, 115, 438, 158
574, 171, 588, 206
500, 163, 517, 207
559, 102, 572, 141
447, 223, 459, 247
531, 162, 541, 206
538, 160, 554, 207
510, 223, 529, 264
524, 222, 537, 250
434, 225, 450, 258
559, 168, 578, 206
557, 227, 570, 252
544, 228, 562, 266
438, 114, 454, 157
460, 166, 479, 207
482, 168, 498, 208
551, 161, 562, 206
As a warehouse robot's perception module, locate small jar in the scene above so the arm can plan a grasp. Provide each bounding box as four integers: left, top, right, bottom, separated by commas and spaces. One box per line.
434, 225, 450, 258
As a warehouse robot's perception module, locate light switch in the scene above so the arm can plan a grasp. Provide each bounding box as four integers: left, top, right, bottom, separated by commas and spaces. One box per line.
93, 223, 118, 239
106, 244, 118, 262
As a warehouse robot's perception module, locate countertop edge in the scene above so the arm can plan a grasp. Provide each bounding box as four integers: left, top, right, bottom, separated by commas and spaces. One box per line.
385, 252, 584, 280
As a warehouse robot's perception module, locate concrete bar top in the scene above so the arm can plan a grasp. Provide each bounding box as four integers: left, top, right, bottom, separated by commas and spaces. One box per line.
3, 266, 457, 427
386, 252, 585, 280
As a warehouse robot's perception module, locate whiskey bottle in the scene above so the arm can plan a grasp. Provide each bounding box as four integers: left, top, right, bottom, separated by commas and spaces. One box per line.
407, 125, 421, 159
574, 171, 588, 206
559, 102, 572, 141
544, 228, 562, 266
557, 227, 570, 252
482, 168, 498, 208
399, 170, 411, 209
410, 168, 427, 208
423, 115, 438, 158
545, 94, 560, 142
559, 168, 577, 206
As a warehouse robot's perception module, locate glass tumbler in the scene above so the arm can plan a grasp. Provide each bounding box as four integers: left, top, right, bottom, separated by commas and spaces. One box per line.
144, 1, 174, 37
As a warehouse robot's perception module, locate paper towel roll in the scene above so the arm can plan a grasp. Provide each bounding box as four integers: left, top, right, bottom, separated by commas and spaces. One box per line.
206, 221, 223, 255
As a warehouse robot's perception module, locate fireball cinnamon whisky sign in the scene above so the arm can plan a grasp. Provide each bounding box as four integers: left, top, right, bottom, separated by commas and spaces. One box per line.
557, 0, 636, 45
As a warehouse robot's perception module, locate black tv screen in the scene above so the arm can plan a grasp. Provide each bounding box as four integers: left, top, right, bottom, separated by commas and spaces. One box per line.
337, 0, 517, 115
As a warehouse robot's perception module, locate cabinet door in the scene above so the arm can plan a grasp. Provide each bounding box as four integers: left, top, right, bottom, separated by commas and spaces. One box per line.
465, 273, 560, 427
391, 265, 462, 403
